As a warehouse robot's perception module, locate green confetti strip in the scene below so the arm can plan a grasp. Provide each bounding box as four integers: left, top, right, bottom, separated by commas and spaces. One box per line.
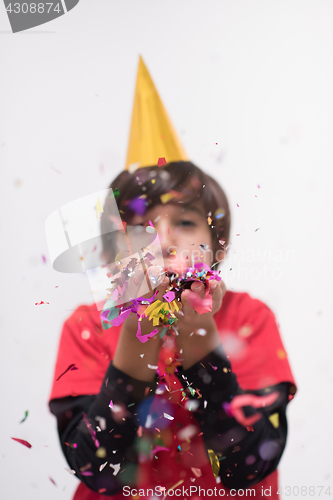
19, 411, 29, 424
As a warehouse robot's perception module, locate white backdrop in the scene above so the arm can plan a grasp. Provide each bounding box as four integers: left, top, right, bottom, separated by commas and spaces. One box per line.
1, 1, 332, 499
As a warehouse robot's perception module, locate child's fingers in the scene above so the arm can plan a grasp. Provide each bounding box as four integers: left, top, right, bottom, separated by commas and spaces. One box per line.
209, 279, 226, 312
181, 281, 205, 316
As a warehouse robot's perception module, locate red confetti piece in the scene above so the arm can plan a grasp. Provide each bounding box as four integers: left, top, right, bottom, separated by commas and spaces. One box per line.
56, 364, 77, 381
11, 437, 32, 448
157, 157, 167, 167
49, 477, 57, 486
35, 301, 49, 305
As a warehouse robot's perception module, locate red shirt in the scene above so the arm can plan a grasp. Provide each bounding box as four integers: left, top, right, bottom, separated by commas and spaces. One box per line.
49, 290, 297, 499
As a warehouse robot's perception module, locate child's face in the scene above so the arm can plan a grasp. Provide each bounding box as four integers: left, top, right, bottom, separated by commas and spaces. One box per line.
130, 201, 215, 273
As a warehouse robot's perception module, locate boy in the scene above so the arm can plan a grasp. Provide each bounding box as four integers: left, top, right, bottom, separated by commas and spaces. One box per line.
49, 160, 297, 499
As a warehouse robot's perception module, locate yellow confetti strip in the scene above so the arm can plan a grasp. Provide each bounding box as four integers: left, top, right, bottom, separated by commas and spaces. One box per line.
160, 192, 174, 204
268, 413, 279, 428
207, 449, 220, 477
207, 216, 212, 225
95, 197, 104, 219
144, 299, 179, 326
162, 480, 184, 500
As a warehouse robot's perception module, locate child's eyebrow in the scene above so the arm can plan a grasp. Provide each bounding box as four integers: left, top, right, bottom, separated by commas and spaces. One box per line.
179, 204, 205, 218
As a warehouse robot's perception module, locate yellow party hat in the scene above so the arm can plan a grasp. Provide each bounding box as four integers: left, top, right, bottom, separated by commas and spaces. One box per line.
125, 56, 188, 171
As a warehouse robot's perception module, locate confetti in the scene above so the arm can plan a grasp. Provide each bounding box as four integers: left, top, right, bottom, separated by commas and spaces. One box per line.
56, 364, 78, 381
95, 197, 104, 219
11, 437, 32, 448
109, 463, 121, 476
191, 467, 202, 478
160, 192, 174, 204
148, 364, 158, 370
82, 413, 100, 448
128, 195, 147, 216
49, 477, 57, 486
99, 461, 108, 472
95, 416, 106, 431
157, 157, 167, 167
255, 228, 260, 232
109, 188, 120, 199
208, 449, 220, 477
42, 255, 46, 263
229, 392, 280, 427
19, 411, 29, 423
163, 412, 174, 420
150, 445, 170, 460
65, 468, 76, 475
35, 301, 49, 305
268, 412, 279, 428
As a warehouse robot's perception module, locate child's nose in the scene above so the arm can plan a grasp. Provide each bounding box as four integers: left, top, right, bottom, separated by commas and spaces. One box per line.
154, 220, 176, 254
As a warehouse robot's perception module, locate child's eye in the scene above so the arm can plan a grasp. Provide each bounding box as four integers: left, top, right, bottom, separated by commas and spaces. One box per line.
178, 220, 196, 227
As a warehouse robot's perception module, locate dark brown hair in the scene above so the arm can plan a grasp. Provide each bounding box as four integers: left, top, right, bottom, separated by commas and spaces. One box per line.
101, 161, 231, 267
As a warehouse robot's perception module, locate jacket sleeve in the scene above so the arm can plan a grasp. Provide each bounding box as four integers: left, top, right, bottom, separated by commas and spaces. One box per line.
175, 343, 294, 490
49, 362, 158, 496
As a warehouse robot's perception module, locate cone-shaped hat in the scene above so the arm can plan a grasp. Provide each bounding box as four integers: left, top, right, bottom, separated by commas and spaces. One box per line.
125, 56, 188, 171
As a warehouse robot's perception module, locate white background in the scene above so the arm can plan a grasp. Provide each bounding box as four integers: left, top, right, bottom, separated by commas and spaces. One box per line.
1, 1, 332, 499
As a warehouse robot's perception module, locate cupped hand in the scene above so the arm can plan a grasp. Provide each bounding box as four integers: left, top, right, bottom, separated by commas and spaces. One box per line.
173, 278, 227, 369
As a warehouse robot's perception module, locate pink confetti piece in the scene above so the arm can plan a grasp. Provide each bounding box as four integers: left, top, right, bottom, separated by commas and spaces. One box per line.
42, 255, 46, 263
136, 328, 159, 344
191, 467, 202, 478
82, 413, 100, 448
81, 471, 94, 476
237, 204, 239, 207
208, 362, 218, 370
49, 477, 57, 486
35, 301, 49, 305
228, 392, 279, 427
157, 157, 167, 167
56, 364, 78, 381
163, 290, 175, 302
11, 437, 32, 448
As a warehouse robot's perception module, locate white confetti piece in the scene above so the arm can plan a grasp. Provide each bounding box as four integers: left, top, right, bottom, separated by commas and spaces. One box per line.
140, 354, 144, 358
65, 468, 76, 475
163, 412, 174, 420
109, 463, 121, 476
148, 364, 158, 370
95, 416, 106, 431
204, 400, 208, 409
184, 400, 200, 412
99, 461, 108, 472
